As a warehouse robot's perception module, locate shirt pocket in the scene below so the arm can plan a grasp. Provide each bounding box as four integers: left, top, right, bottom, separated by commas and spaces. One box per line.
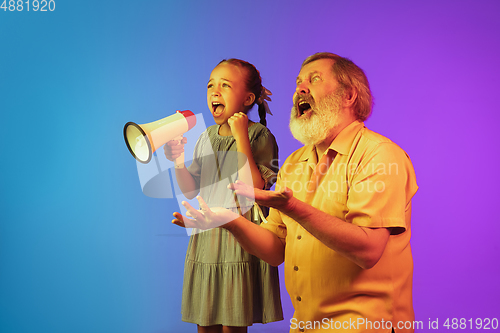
314, 174, 348, 219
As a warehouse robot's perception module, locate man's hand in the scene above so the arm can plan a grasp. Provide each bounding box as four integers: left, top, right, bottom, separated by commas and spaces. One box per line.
172, 196, 240, 230
229, 180, 295, 212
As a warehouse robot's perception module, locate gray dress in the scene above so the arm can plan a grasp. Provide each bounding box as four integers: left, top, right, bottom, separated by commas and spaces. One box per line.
182, 123, 283, 326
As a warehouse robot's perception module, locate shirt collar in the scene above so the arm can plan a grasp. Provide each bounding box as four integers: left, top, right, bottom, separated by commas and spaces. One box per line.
298, 144, 317, 164
328, 120, 364, 156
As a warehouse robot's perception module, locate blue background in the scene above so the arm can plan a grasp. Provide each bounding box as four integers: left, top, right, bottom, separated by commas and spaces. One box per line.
1, 0, 499, 332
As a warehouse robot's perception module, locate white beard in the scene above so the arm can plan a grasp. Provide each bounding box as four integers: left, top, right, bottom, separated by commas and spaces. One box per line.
289, 90, 343, 146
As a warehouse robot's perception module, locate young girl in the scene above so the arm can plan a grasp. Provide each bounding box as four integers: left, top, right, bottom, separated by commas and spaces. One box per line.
164, 59, 282, 333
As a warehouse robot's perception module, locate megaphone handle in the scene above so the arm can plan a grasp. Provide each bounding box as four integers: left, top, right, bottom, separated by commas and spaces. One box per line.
173, 135, 185, 169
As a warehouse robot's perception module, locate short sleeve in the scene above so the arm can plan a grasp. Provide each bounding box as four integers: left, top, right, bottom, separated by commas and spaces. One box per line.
345, 142, 418, 231
260, 208, 287, 240
259, 170, 287, 240
186, 131, 210, 190
250, 125, 279, 189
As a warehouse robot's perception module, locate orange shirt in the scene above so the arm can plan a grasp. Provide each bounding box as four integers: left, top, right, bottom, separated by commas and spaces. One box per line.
261, 121, 418, 332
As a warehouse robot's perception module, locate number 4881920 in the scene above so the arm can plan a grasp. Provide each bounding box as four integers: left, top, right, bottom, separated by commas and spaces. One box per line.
1, 0, 56, 11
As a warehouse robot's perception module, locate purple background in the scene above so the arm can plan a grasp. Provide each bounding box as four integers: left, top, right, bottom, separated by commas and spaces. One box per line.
1, 0, 499, 332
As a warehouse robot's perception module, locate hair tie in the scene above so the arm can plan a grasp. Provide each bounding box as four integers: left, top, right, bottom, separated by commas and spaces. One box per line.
257, 87, 273, 115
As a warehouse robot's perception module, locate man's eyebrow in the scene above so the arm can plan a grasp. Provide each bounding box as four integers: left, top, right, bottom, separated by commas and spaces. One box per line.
296, 70, 321, 83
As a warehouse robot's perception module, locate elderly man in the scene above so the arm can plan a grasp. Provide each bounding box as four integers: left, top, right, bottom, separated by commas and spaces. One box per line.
174, 52, 418, 333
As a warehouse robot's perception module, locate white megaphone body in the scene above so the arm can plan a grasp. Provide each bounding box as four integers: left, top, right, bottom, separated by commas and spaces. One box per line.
124, 110, 196, 164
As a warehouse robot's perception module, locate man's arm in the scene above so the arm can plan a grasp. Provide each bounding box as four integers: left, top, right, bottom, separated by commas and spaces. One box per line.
283, 196, 389, 269
231, 181, 389, 269
223, 216, 285, 267
172, 197, 285, 267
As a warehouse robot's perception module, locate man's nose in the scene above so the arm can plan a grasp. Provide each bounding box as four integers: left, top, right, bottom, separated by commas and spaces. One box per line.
296, 81, 309, 95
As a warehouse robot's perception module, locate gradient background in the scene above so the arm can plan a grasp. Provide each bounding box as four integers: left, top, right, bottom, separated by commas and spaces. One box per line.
1, 0, 499, 332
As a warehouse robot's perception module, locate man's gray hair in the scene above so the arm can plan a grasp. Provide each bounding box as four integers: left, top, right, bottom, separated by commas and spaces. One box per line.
301, 52, 373, 121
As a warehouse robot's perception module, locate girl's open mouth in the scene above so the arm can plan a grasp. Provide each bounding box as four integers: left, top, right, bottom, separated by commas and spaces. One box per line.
212, 102, 225, 117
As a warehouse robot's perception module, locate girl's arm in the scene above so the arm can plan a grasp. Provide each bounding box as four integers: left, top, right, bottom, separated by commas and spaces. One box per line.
228, 113, 266, 189
164, 137, 199, 199
173, 166, 198, 199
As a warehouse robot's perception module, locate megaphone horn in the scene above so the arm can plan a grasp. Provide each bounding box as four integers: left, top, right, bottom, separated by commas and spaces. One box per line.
124, 110, 196, 164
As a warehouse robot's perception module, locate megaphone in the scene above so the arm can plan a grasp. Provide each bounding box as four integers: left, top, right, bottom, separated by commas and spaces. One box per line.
124, 110, 196, 164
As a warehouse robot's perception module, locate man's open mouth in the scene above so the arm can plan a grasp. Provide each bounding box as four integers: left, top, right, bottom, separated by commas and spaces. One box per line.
297, 101, 312, 117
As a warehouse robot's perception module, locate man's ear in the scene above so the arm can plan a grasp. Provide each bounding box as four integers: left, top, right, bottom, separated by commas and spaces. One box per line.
244, 93, 256, 107
343, 88, 357, 108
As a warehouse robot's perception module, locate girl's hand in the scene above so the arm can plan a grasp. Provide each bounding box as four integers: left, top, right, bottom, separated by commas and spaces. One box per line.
164, 136, 187, 162
229, 180, 295, 212
227, 112, 249, 142
172, 196, 240, 230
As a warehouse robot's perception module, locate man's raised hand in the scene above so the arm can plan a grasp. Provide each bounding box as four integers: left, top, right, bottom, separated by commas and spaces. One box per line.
228, 180, 294, 212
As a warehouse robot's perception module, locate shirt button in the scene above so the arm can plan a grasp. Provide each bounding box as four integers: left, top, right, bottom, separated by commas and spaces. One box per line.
297, 296, 302, 301
297, 235, 302, 240
294, 266, 299, 271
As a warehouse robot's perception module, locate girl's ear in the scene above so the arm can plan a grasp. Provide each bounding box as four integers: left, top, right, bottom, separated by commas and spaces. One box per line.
244, 93, 256, 107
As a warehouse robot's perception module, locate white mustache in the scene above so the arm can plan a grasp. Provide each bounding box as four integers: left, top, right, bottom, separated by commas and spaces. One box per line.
294, 94, 315, 106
